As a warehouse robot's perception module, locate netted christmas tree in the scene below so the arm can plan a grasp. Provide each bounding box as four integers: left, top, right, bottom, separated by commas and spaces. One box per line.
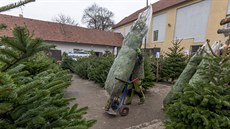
162, 39, 187, 82
165, 51, 230, 129
0, 26, 96, 128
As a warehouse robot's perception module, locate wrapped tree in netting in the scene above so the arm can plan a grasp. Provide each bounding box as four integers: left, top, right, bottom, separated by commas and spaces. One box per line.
164, 14, 230, 128
105, 6, 152, 96
163, 41, 220, 105
165, 52, 230, 129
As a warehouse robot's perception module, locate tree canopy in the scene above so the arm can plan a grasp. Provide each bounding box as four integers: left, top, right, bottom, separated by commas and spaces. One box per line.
52, 14, 78, 26
81, 4, 114, 31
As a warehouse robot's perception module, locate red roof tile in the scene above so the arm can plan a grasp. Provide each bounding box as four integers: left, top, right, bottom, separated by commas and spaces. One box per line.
113, 0, 189, 29
0, 14, 123, 47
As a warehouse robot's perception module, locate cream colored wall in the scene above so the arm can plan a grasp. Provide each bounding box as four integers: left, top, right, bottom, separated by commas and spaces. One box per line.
146, 0, 206, 54
115, 0, 229, 54
206, 0, 228, 44
145, 0, 229, 54
113, 23, 132, 37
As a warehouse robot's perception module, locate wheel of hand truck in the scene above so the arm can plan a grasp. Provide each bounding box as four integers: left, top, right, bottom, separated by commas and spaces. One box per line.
119, 106, 129, 116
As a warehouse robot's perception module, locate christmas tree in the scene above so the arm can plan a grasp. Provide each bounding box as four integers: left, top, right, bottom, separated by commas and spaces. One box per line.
142, 54, 155, 89
0, 26, 96, 128
162, 39, 187, 82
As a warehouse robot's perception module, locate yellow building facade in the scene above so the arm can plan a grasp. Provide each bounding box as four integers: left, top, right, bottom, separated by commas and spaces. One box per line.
113, 0, 230, 55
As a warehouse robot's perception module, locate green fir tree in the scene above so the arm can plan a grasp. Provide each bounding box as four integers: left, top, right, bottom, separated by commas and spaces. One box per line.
142, 54, 155, 89
0, 26, 96, 128
162, 39, 187, 82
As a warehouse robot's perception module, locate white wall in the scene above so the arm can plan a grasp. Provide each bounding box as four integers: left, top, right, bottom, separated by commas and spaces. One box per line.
152, 13, 167, 42
114, 28, 124, 36
113, 23, 132, 37
47, 41, 116, 54
124, 24, 132, 36
174, 0, 211, 42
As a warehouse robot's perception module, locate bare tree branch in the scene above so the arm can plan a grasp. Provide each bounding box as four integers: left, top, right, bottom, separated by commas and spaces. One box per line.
81, 3, 114, 31
52, 14, 78, 26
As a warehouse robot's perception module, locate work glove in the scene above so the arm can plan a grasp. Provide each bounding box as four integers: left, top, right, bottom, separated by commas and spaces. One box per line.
136, 48, 143, 64
136, 48, 141, 55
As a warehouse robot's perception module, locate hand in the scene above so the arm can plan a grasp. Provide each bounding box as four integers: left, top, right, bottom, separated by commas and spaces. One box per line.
136, 48, 141, 55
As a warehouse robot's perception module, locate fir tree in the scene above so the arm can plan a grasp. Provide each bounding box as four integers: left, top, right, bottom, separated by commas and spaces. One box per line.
142, 54, 155, 89
0, 26, 54, 71
162, 39, 187, 82
0, 26, 96, 128
165, 53, 230, 129
87, 54, 114, 86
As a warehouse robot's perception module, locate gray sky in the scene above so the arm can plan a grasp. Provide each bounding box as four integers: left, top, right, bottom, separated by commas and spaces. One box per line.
0, 0, 158, 26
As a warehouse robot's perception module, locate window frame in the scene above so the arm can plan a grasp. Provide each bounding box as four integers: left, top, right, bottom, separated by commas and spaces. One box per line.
153, 30, 159, 41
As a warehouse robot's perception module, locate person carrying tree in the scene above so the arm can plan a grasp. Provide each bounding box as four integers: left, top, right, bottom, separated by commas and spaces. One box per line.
125, 48, 145, 105
104, 48, 145, 112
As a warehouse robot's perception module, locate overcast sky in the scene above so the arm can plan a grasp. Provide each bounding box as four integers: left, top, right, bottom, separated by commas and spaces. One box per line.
0, 0, 158, 26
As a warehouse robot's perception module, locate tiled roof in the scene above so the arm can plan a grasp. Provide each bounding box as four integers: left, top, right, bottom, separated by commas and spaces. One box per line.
113, 0, 189, 29
0, 14, 123, 47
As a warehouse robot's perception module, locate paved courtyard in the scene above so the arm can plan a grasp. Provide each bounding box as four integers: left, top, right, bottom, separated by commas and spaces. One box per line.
65, 75, 172, 129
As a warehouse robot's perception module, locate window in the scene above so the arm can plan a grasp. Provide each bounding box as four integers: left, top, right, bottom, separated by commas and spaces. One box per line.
174, 0, 211, 42
152, 13, 166, 42
153, 30, 159, 41
226, 23, 230, 28
225, 14, 230, 28
191, 45, 202, 55
73, 49, 83, 53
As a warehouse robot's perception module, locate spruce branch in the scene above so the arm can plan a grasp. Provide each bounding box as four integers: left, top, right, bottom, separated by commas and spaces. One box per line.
0, 0, 35, 12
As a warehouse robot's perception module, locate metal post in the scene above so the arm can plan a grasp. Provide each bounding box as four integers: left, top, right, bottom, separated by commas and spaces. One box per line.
156, 57, 159, 82
144, 37, 147, 52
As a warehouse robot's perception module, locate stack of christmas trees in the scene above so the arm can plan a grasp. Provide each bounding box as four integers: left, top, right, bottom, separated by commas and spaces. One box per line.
164, 16, 230, 128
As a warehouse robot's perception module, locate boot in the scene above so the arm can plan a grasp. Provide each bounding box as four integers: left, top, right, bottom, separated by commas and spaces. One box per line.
125, 88, 134, 105
138, 97, 145, 105
105, 97, 112, 111
135, 89, 145, 105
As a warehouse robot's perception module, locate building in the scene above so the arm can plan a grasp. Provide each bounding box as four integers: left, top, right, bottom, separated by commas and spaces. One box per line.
0, 14, 123, 57
113, 0, 230, 55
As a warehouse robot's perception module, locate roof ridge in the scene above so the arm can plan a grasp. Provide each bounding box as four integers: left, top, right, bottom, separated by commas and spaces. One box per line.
0, 14, 120, 34
0, 14, 123, 47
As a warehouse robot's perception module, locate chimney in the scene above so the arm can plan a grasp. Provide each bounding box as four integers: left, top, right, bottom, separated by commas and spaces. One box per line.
19, 14, 23, 18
